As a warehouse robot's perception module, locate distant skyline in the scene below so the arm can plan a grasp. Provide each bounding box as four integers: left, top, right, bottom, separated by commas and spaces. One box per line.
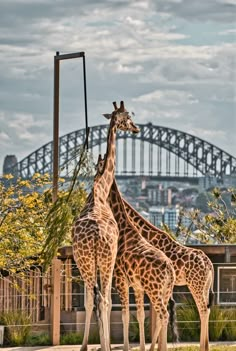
0, 0, 235, 173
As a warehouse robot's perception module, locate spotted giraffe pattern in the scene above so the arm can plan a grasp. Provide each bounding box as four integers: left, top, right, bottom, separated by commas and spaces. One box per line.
72, 101, 139, 351
96, 155, 176, 351
111, 180, 214, 351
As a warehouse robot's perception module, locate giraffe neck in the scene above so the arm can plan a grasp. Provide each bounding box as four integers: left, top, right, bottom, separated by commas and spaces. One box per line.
109, 180, 138, 242
122, 196, 177, 248
110, 179, 177, 249
94, 123, 116, 201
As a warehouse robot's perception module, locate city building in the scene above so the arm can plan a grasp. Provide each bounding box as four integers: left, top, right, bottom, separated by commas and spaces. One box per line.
148, 206, 180, 232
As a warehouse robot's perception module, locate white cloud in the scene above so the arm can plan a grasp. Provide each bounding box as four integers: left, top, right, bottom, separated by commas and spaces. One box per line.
219, 29, 236, 35
0, 0, 235, 171
154, 0, 236, 22
133, 90, 198, 105
0, 131, 10, 142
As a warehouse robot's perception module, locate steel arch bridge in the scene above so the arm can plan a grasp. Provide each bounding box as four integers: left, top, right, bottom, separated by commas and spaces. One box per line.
6, 123, 236, 181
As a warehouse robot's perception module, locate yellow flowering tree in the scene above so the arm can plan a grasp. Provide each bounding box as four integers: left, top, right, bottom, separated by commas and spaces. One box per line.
0, 141, 93, 273
0, 174, 51, 272
0, 173, 88, 273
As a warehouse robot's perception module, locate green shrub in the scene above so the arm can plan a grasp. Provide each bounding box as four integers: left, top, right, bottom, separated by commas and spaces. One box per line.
26, 333, 51, 346
176, 302, 200, 341
223, 308, 236, 341
60, 331, 83, 345
88, 328, 100, 344
129, 313, 150, 343
0, 310, 31, 346
209, 305, 228, 341
60, 329, 100, 345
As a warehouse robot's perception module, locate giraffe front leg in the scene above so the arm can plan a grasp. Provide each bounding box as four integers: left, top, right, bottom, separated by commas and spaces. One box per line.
133, 288, 145, 351
81, 287, 94, 351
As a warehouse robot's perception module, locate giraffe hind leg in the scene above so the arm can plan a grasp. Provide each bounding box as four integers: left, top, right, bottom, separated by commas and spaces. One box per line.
81, 287, 94, 351
188, 276, 212, 351
115, 274, 130, 351
99, 271, 116, 351
133, 288, 145, 351
149, 299, 169, 351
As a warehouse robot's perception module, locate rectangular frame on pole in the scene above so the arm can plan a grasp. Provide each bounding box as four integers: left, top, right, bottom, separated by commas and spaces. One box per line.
51, 50, 89, 345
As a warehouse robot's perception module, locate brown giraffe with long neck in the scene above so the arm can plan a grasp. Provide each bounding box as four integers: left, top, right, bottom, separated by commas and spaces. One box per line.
72, 101, 139, 351
96, 155, 177, 351
109, 179, 214, 351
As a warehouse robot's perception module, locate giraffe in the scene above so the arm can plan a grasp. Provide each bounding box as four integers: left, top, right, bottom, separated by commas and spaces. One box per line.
96, 155, 177, 351
107, 179, 214, 351
72, 101, 139, 351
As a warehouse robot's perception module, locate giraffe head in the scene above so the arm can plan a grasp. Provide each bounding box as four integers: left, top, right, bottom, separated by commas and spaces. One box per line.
103, 101, 140, 134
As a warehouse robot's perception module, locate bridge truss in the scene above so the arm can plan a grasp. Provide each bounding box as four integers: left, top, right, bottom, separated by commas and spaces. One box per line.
6, 123, 236, 181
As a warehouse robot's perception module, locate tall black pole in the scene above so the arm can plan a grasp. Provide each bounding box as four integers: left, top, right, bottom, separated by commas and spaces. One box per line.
52, 51, 60, 202
82, 54, 89, 149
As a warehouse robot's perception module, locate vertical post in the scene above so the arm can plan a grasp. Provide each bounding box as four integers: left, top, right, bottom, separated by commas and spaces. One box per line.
50, 51, 88, 345
51, 52, 60, 345
52, 51, 60, 202
82, 54, 89, 149
50, 257, 61, 345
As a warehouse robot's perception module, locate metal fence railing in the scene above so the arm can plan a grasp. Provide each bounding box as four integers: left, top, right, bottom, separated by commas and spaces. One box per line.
0, 258, 236, 344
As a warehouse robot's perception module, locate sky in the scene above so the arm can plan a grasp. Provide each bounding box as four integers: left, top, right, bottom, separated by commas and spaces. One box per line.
0, 0, 235, 173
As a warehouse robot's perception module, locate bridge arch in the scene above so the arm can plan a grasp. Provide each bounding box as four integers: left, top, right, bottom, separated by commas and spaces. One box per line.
6, 123, 236, 180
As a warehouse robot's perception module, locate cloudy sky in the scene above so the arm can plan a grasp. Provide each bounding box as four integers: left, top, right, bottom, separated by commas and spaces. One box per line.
0, 0, 235, 172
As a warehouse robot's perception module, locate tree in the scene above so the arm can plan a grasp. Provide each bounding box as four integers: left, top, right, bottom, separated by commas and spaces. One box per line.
0, 174, 52, 273
195, 192, 215, 213
179, 188, 236, 244
0, 145, 93, 273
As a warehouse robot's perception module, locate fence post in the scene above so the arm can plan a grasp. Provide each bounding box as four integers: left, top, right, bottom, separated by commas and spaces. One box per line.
50, 257, 61, 345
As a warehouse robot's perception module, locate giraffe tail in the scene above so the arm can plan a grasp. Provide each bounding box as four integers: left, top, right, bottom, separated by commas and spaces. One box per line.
208, 288, 214, 308
207, 267, 215, 308
169, 297, 179, 343
94, 283, 101, 322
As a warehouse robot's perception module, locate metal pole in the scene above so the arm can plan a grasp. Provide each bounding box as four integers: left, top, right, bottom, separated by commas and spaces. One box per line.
51, 51, 60, 346
82, 54, 89, 149
51, 50, 88, 346
52, 51, 60, 202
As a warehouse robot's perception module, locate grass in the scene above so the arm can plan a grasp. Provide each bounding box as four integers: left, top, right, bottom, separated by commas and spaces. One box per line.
167, 346, 236, 351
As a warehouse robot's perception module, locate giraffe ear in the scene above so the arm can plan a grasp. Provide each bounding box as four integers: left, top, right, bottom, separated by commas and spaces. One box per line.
103, 113, 112, 119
